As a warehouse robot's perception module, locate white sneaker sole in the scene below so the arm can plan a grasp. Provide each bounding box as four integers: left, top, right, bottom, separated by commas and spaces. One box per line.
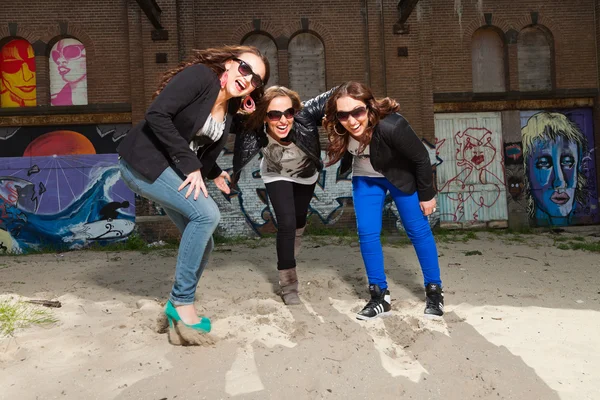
356, 311, 392, 321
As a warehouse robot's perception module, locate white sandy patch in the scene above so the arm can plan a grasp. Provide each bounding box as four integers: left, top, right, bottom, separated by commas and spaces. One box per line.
330, 297, 428, 381
452, 304, 600, 400
211, 298, 297, 348
300, 295, 324, 323
0, 293, 171, 399
225, 343, 264, 396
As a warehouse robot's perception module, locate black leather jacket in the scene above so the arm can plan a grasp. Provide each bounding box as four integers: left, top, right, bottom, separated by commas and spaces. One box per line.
232, 88, 335, 184
339, 113, 436, 201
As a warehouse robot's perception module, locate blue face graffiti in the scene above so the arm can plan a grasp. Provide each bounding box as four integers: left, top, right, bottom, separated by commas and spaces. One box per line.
521, 110, 598, 227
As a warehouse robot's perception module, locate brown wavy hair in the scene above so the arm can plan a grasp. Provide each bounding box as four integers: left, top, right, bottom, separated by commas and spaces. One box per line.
247, 86, 303, 131
152, 45, 270, 109
323, 81, 399, 166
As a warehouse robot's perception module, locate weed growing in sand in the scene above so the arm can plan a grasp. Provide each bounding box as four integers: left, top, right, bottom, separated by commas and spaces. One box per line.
555, 239, 600, 253
434, 229, 478, 243
0, 300, 58, 337
464, 250, 483, 256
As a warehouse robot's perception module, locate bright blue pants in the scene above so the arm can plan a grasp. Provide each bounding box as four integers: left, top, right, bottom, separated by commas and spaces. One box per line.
352, 176, 442, 290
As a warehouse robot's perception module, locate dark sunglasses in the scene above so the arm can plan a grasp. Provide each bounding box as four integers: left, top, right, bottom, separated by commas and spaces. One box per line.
266, 107, 296, 121
51, 44, 85, 64
336, 106, 367, 122
1, 57, 36, 74
232, 57, 263, 89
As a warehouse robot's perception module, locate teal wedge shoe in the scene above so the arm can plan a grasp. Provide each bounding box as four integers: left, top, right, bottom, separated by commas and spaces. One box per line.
165, 301, 211, 333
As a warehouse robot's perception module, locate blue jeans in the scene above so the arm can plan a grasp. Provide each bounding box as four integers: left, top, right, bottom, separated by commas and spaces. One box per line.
119, 159, 220, 305
352, 176, 442, 290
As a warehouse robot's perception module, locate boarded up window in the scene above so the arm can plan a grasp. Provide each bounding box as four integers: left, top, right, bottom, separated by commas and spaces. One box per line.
518, 26, 552, 91
471, 28, 505, 93
288, 33, 325, 100
242, 34, 278, 87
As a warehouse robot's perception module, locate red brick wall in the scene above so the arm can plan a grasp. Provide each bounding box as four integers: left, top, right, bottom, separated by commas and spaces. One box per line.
1, 0, 131, 105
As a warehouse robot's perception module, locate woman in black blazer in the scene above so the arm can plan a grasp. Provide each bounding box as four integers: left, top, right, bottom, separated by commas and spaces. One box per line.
117, 45, 269, 345
323, 81, 444, 321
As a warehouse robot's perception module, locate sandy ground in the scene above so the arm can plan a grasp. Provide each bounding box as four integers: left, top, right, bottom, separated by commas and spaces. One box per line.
0, 230, 599, 400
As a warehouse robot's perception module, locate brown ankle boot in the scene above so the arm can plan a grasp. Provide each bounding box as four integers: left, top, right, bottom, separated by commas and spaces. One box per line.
279, 267, 301, 305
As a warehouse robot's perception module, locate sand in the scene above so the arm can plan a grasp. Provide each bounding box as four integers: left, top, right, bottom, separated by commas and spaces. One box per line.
0, 230, 599, 399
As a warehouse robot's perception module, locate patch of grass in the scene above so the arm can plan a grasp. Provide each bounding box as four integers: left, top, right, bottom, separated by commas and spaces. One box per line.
552, 236, 570, 243
0, 300, 58, 337
304, 224, 356, 237
464, 250, 482, 256
556, 243, 571, 250
434, 228, 478, 243
562, 241, 600, 253
571, 236, 586, 242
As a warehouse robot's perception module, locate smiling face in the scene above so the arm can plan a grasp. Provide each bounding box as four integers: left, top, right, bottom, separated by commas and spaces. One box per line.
223, 52, 266, 99
0, 39, 36, 107
335, 96, 369, 138
264, 95, 294, 140
527, 136, 579, 218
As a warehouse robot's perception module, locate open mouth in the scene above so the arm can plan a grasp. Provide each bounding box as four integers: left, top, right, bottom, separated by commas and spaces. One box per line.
551, 191, 571, 205
16, 85, 36, 93
58, 66, 70, 75
471, 155, 485, 165
275, 124, 290, 136
235, 79, 247, 93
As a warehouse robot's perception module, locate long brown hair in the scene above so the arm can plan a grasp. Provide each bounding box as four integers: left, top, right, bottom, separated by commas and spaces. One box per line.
247, 86, 303, 131
153, 45, 270, 108
323, 81, 399, 166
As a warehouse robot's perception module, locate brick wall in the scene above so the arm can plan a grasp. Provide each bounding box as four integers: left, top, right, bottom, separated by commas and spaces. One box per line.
2, 0, 600, 241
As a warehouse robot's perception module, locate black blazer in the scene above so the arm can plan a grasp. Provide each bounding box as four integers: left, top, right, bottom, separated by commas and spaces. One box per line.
340, 113, 436, 201
117, 64, 235, 182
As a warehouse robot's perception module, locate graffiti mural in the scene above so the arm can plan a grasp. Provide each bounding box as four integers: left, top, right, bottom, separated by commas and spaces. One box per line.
0, 39, 36, 108
200, 138, 441, 238
50, 38, 87, 106
0, 124, 133, 253
435, 112, 508, 225
521, 109, 598, 226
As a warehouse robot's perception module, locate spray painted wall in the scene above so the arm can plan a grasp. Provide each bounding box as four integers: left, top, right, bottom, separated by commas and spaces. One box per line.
0, 38, 36, 108
520, 109, 598, 226
435, 112, 508, 225
50, 38, 88, 106
0, 124, 133, 253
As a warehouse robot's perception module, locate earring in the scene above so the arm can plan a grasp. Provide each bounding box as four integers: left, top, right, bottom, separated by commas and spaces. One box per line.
219, 70, 229, 88
333, 124, 346, 136
242, 95, 255, 113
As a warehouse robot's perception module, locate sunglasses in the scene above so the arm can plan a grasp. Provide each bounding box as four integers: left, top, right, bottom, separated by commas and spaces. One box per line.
232, 57, 263, 89
266, 107, 296, 121
51, 44, 85, 64
336, 106, 367, 122
1, 57, 36, 74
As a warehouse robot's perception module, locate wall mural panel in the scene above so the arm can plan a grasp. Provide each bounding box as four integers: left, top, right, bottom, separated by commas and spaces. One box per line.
435, 112, 508, 225
520, 109, 598, 226
0, 39, 36, 108
0, 124, 133, 253
50, 38, 88, 106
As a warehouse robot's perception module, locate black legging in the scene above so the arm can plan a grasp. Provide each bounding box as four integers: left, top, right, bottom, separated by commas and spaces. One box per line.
265, 180, 316, 270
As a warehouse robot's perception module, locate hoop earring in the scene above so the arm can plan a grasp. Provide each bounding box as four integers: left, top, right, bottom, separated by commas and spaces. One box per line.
333, 124, 346, 136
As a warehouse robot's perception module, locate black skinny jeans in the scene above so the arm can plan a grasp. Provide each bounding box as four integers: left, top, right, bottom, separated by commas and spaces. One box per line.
265, 180, 316, 270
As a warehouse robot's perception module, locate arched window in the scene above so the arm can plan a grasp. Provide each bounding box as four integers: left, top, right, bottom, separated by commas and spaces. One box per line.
517, 26, 552, 91
471, 27, 506, 92
49, 38, 88, 105
242, 33, 278, 87
0, 38, 36, 107
288, 33, 325, 100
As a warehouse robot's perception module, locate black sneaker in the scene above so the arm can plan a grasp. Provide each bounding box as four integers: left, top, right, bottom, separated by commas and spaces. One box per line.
424, 283, 444, 317
356, 284, 391, 320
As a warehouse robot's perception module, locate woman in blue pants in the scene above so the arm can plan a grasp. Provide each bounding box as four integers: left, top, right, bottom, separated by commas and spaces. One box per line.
323, 81, 444, 320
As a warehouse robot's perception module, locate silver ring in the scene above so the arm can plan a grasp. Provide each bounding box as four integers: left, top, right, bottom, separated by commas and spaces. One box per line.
433, 208, 437, 212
